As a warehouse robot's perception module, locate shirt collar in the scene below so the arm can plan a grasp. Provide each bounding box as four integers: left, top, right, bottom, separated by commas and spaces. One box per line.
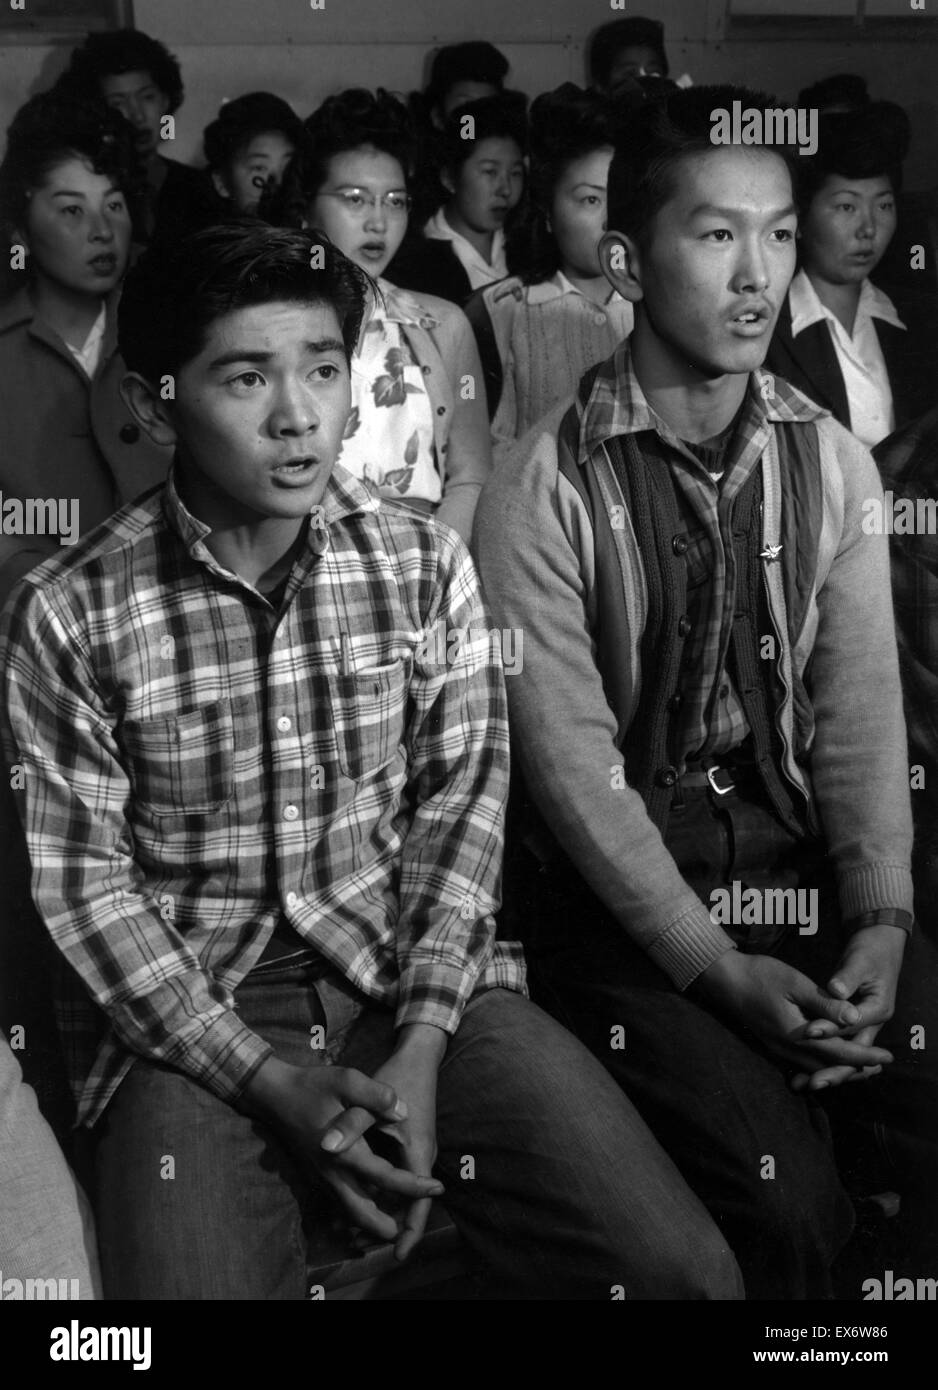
424, 208, 506, 270
575, 339, 828, 468
372, 278, 441, 330
161, 460, 380, 569
789, 267, 906, 337
0, 284, 119, 352
526, 270, 624, 307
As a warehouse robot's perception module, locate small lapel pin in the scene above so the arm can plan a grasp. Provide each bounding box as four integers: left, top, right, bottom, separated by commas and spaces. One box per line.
760, 543, 783, 561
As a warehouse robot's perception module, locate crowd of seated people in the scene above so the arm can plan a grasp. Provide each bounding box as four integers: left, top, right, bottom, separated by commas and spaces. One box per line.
1, 15, 937, 1305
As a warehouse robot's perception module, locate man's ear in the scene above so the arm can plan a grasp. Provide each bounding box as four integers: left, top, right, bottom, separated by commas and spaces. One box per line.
120, 372, 178, 448
211, 169, 232, 201
599, 229, 644, 304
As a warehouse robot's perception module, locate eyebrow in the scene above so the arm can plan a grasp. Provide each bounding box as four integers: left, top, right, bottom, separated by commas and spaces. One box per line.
331, 183, 408, 193
688, 202, 799, 220
827, 186, 893, 197
572, 182, 606, 192
208, 338, 347, 369
51, 186, 123, 199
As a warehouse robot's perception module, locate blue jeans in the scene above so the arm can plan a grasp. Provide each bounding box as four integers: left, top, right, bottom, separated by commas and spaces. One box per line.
523, 786, 938, 1300
93, 967, 743, 1300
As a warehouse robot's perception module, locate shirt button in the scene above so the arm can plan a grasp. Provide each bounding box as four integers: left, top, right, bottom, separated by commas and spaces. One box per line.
672, 535, 689, 556
285, 891, 298, 908
436, 406, 446, 416
593, 312, 607, 326
276, 716, 292, 733
283, 804, 299, 822
678, 616, 692, 638
119, 423, 140, 444
655, 765, 678, 788
422, 365, 431, 375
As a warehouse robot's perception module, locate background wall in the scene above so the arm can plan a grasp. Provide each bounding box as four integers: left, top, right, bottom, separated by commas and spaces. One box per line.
0, 0, 935, 189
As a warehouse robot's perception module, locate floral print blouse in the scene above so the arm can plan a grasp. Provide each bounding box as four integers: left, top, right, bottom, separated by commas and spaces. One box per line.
337, 311, 440, 506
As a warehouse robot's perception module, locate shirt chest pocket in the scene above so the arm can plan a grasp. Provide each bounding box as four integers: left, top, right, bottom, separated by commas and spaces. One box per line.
121, 698, 235, 816
327, 661, 409, 782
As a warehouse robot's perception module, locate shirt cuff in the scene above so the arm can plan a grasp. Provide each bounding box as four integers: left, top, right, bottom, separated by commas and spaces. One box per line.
394, 955, 481, 1036
845, 909, 914, 935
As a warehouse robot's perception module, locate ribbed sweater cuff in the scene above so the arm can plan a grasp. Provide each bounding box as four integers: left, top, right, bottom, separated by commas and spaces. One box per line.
646, 909, 738, 991
838, 861, 914, 921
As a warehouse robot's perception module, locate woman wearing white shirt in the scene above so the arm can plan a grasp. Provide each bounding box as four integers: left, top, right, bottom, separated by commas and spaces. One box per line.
389, 93, 527, 310
767, 102, 937, 449
465, 85, 633, 462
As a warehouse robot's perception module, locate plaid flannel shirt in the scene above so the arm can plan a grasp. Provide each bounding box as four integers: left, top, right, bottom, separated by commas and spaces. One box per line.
0, 464, 525, 1127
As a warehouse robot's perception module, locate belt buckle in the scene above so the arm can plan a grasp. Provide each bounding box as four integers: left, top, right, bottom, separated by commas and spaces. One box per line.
706, 764, 736, 796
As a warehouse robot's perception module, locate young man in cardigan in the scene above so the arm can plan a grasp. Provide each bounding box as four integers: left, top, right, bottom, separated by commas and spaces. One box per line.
476, 85, 938, 1299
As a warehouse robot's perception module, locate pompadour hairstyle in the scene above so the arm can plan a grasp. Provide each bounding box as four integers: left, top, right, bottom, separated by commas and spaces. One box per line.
506, 83, 619, 284
56, 29, 185, 113
796, 101, 911, 208
605, 84, 795, 245
203, 92, 305, 174
118, 221, 371, 383
440, 91, 528, 173
262, 88, 417, 230
0, 89, 141, 238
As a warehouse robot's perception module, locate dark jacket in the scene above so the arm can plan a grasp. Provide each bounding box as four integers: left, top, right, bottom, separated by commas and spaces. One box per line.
765, 284, 938, 433
0, 287, 172, 596
386, 232, 474, 309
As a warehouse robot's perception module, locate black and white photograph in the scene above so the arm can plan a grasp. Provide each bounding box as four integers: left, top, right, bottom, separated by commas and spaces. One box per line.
0, 0, 935, 1361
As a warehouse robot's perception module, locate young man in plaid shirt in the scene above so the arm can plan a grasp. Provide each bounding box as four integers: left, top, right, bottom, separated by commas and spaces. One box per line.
0, 222, 740, 1301
476, 86, 938, 1298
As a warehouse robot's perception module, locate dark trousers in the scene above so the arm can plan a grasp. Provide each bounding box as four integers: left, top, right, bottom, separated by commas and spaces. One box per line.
521, 783, 938, 1300
93, 967, 743, 1300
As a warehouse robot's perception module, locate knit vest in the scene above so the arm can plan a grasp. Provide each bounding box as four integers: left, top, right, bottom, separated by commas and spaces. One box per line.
604, 428, 811, 838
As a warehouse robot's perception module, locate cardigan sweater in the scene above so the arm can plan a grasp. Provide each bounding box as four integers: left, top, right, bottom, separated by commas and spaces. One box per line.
464, 273, 633, 461
475, 344, 914, 990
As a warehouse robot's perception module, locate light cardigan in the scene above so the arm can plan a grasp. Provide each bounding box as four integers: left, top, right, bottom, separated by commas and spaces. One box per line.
372, 280, 492, 544
477, 272, 634, 461
475, 350, 913, 990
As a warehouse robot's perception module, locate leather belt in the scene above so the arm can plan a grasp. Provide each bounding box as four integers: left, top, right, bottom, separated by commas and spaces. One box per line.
679, 751, 757, 795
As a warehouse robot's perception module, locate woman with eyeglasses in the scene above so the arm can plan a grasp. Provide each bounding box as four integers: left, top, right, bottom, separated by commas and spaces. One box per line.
264, 89, 490, 545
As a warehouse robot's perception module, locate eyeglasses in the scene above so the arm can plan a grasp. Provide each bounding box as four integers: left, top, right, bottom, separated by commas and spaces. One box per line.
320, 189, 411, 216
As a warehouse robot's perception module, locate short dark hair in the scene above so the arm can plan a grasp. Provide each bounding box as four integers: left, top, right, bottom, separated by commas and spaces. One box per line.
426, 42, 509, 109
57, 29, 185, 113
606, 84, 795, 245
440, 91, 528, 175
118, 222, 371, 383
203, 92, 305, 174
0, 89, 141, 240
507, 84, 618, 284
261, 88, 417, 230
797, 73, 870, 114
588, 17, 669, 89
796, 102, 911, 210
